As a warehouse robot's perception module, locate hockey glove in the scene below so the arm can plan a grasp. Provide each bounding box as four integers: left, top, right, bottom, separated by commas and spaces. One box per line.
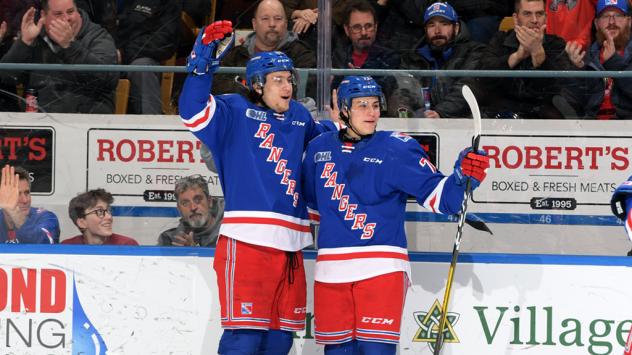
453, 148, 490, 190
186, 20, 235, 75
611, 176, 632, 220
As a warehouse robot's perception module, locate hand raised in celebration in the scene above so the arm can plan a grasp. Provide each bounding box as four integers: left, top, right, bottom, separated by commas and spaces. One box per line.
602, 29, 616, 62
565, 41, 586, 68
327, 88, 342, 124
187, 20, 235, 75
0, 21, 7, 42
20, 8, 44, 46
0, 165, 19, 211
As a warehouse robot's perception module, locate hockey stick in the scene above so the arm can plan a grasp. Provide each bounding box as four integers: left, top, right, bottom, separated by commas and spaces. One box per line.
433, 85, 482, 355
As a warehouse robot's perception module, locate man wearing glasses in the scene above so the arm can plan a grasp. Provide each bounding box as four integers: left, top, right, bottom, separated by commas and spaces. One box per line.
63, 188, 138, 245
565, 0, 632, 119
334, 0, 398, 71
332, 0, 399, 116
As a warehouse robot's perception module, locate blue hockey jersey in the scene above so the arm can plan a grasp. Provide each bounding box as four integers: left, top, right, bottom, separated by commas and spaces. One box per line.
302, 130, 467, 282
179, 74, 334, 251
0, 207, 60, 244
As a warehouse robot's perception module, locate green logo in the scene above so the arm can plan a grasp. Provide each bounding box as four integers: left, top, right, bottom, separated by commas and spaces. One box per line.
413, 299, 460, 352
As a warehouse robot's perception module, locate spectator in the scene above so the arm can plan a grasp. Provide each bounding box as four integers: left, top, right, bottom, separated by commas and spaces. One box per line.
396, 2, 485, 118
179, 19, 335, 352
0, 165, 60, 244
114, 0, 181, 114
158, 175, 224, 247
301, 76, 489, 352
64, 188, 138, 245
565, 0, 632, 119
479, 0, 577, 118
334, 0, 399, 71
213, 0, 316, 96
0, 0, 118, 114
0, 0, 36, 111
546, 0, 597, 51
0, 19, 17, 111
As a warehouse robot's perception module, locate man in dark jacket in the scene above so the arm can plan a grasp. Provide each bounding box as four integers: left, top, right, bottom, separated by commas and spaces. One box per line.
333, 0, 399, 71
0, 0, 118, 113
479, 0, 576, 118
115, 0, 180, 114
394, 2, 485, 118
213, 0, 315, 96
158, 175, 224, 247
565, 0, 632, 119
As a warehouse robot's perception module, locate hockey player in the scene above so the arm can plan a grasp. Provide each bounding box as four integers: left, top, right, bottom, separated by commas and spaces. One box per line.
610, 177, 632, 355
610, 177, 632, 256
301, 76, 490, 354
178, 21, 334, 354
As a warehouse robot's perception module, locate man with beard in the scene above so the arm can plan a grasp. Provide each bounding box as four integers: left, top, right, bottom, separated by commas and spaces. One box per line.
63, 189, 138, 245
395, 2, 485, 118
212, 0, 315, 96
565, 0, 632, 118
479, 0, 576, 118
158, 175, 224, 247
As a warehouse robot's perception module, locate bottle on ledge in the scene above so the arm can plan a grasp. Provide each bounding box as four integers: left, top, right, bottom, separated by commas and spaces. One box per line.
24, 88, 38, 112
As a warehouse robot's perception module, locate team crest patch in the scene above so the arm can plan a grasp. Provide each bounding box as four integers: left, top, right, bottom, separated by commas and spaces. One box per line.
246, 108, 268, 121
390, 132, 412, 142
241, 303, 253, 315
314, 151, 332, 162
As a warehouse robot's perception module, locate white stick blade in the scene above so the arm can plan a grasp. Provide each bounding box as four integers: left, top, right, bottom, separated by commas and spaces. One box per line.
462, 85, 481, 138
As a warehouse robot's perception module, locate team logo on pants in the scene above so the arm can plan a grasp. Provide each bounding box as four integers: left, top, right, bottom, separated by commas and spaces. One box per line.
412, 299, 460, 352
241, 303, 253, 315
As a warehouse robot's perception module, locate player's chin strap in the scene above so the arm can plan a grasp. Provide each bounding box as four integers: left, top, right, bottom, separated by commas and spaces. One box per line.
339, 111, 374, 141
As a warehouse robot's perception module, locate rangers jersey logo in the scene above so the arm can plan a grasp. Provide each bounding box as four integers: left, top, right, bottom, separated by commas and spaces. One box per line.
390, 132, 412, 142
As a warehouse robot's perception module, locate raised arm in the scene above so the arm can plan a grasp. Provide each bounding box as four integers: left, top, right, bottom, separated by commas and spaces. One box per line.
179, 20, 235, 120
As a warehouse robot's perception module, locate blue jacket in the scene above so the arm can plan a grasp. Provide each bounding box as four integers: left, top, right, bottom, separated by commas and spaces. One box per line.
581, 40, 632, 118
0, 207, 60, 244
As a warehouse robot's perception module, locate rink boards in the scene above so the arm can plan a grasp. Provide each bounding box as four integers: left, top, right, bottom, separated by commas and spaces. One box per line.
0, 246, 629, 354
0, 113, 630, 254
